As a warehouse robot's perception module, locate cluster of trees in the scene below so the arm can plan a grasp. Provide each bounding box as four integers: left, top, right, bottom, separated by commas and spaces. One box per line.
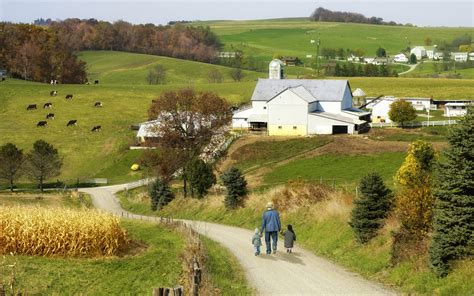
333, 63, 397, 77
0, 23, 87, 83
1, 19, 221, 83
143, 88, 248, 210
0, 140, 62, 192
350, 108, 473, 277
310, 7, 404, 26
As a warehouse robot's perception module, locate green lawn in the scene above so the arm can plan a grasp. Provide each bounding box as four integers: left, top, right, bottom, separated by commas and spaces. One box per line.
404, 61, 474, 79
263, 152, 406, 187
0, 191, 92, 208
5, 220, 184, 294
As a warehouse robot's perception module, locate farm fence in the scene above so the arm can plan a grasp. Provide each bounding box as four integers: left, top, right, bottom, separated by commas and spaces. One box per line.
370, 120, 457, 128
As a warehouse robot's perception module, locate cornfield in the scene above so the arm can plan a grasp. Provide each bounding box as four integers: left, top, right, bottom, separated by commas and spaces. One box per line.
0, 206, 129, 257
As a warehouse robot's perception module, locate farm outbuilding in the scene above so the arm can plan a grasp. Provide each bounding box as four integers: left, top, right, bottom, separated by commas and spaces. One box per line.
232, 60, 370, 135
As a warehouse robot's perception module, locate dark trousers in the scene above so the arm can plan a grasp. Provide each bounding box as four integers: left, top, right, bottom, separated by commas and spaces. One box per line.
265, 231, 278, 254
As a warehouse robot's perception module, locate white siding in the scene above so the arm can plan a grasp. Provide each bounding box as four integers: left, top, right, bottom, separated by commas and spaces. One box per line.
308, 115, 354, 134
318, 101, 342, 113
267, 91, 308, 126
252, 101, 268, 112
232, 118, 249, 129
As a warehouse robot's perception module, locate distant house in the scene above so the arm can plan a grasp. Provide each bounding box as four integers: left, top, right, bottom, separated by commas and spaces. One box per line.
363, 57, 376, 64
425, 46, 438, 60
217, 52, 236, 58
444, 102, 471, 117
231, 60, 370, 135
136, 120, 160, 143
347, 55, 360, 62
410, 46, 426, 60
393, 53, 408, 63
366, 96, 433, 123
281, 56, 299, 66
372, 57, 389, 65
0, 69, 7, 77
452, 52, 469, 62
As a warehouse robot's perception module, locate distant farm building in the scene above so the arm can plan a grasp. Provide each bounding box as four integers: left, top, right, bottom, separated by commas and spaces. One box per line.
366, 96, 433, 123
410, 46, 427, 60
280, 56, 300, 66
393, 53, 408, 63
232, 60, 370, 135
451, 52, 469, 62
444, 102, 471, 117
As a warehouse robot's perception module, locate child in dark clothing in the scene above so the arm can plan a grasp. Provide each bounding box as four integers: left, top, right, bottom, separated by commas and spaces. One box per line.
252, 228, 262, 256
283, 224, 296, 253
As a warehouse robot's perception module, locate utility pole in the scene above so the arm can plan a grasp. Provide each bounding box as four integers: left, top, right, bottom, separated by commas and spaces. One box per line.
310, 34, 321, 77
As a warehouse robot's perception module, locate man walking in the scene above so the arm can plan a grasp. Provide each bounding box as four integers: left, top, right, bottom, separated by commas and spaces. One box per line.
260, 201, 281, 254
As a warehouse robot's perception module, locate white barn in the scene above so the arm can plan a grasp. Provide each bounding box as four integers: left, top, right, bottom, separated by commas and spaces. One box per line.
393, 53, 408, 63
232, 61, 370, 135
410, 46, 426, 60
366, 96, 433, 123
444, 102, 470, 117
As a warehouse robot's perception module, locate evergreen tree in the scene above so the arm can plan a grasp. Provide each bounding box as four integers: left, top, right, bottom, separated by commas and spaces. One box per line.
149, 178, 174, 211
349, 172, 392, 243
0, 143, 24, 192
410, 53, 417, 64
334, 63, 342, 76
376, 47, 387, 57
220, 167, 247, 209
429, 108, 474, 277
188, 158, 216, 198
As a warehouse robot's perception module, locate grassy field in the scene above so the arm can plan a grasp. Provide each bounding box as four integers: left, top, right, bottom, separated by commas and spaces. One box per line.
403, 61, 474, 79
0, 191, 92, 208
195, 18, 473, 63
263, 152, 405, 187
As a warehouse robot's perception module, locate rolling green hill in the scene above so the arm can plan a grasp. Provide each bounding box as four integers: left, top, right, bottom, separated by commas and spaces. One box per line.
1, 50, 473, 186
195, 18, 473, 63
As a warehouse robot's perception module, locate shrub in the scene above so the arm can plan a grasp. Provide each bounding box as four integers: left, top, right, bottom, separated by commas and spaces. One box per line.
349, 172, 392, 244
272, 180, 332, 212
149, 178, 174, 211
0, 206, 129, 257
220, 167, 247, 209
188, 158, 216, 198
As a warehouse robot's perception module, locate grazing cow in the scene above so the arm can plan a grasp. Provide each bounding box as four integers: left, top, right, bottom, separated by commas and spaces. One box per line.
43, 102, 52, 109
66, 120, 77, 127
37, 121, 48, 127
27, 104, 37, 110
46, 113, 55, 120
50, 90, 57, 96
65, 94, 73, 100
1, 77, 5, 82
94, 101, 103, 107
91, 125, 101, 132
94, 80, 99, 84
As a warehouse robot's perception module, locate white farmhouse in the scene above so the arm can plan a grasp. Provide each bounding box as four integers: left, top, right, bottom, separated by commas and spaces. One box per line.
425, 46, 438, 60
232, 60, 370, 135
366, 96, 433, 123
393, 53, 408, 63
410, 46, 426, 60
452, 52, 469, 62
444, 102, 470, 117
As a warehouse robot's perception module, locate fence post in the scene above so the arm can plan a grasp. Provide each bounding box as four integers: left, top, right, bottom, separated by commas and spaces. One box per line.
355, 186, 358, 199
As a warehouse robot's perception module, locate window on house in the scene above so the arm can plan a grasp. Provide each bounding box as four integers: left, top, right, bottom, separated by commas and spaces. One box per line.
461, 106, 466, 109
293, 126, 297, 130
452, 106, 457, 109
278, 126, 282, 129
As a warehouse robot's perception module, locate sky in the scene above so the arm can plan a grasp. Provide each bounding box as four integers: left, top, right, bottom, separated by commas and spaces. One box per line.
1, 0, 473, 27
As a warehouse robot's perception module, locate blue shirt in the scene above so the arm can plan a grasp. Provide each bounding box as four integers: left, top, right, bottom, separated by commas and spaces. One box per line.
260, 209, 281, 233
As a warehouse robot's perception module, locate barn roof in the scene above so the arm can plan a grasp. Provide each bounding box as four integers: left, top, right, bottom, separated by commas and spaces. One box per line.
251, 79, 349, 102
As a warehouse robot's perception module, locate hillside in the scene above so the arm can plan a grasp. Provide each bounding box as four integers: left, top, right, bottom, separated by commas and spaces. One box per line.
195, 18, 473, 63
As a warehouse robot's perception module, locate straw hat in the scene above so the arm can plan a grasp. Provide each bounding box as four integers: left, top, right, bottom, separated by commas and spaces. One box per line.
266, 201, 274, 209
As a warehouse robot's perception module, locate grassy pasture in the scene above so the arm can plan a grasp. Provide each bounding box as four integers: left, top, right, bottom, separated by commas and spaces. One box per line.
0, 191, 92, 208
196, 18, 473, 63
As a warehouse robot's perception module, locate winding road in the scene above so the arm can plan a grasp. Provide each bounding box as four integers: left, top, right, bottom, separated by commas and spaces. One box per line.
80, 182, 396, 295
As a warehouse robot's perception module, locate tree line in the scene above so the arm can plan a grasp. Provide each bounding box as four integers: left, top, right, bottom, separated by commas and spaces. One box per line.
332, 63, 398, 77
0, 19, 221, 83
310, 7, 407, 26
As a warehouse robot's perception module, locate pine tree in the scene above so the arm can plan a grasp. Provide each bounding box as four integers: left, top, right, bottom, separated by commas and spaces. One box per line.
149, 178, 174, 211
188, 158, 216, 198
429, 108, 474, 277
220, 167, 247, 209
349, 172, 392, 243
0, 143, 24, 192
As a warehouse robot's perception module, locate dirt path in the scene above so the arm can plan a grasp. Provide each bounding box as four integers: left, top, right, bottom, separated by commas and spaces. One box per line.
80, 183, 396, 295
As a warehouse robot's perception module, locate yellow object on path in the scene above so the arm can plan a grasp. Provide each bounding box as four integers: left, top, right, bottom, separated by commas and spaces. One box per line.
131, 164, 140, 171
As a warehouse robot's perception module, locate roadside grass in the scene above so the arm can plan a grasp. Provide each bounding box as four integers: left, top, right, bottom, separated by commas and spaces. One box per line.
202, 237, 253, 295
228, 136, 331, 173
404, 61, 474, 79
120, 186, 474, 296
262, 152, 405, 188
0, 191, 92, 208
4, 220, 184, 294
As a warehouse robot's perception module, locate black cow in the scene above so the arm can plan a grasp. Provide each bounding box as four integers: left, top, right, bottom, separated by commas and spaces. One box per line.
94, 101, 103, 107
27, 104, 37, 110
66, 120, 77, 126
1, 77, 5, 82
50, 90, 57, 96
37, 121, 48, 127
43, 102, 52, 109
65, 94, 73, 100
94, 80, 99, 84
46, 113, 55, 119
91, 125, 101, 132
